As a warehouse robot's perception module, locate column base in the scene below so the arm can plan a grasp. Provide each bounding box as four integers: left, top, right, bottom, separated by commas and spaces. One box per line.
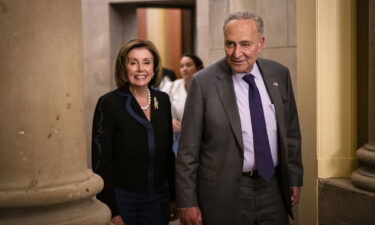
0, 198, 111, 225
0, 173, 104, 208
352, 144, 375, 192
356, 144, 375, 166
351, 167, 375, 192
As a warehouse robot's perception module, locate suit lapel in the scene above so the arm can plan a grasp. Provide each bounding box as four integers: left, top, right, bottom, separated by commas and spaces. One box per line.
215, 60, 244, 151
257, 60, 287, 140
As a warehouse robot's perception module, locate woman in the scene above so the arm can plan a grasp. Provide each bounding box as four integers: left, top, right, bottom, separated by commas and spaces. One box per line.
92, 39, 177, 225
161, 54, 204, 155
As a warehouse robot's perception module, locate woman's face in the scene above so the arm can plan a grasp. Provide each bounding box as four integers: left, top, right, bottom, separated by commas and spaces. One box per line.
126, 47, 154, 88
180, 56, 197, 79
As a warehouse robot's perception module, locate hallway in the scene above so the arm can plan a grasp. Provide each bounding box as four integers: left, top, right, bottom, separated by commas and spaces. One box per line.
1, 0, 375, 225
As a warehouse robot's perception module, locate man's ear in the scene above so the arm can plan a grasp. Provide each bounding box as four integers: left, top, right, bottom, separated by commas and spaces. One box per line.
259, 36, 265, 48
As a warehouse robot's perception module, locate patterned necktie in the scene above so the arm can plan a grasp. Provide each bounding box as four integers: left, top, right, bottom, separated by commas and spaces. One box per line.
242, 74, 274, 181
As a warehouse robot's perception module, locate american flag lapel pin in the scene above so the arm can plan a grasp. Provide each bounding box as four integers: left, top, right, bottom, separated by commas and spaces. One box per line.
154, 97, 159, 109
273, 81, 279, 87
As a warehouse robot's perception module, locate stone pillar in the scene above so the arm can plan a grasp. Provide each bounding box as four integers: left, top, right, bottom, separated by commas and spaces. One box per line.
352, 0, 375, 192
0, 1, 111, 224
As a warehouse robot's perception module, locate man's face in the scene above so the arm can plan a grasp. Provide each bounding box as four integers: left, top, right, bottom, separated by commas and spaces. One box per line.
224, 19, 264, 73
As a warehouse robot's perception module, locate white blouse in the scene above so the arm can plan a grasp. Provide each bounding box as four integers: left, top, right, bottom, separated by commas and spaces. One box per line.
160, 79, 187, 122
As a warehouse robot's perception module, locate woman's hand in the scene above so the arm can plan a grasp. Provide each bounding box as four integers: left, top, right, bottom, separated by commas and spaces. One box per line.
169, 201, 179, 221
172, 119, 181, 133
111, 215, 125, 225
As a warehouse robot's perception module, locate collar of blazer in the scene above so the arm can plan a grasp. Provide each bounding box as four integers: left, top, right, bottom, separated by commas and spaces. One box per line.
256, 59, 286, 140
214, 58, 244, 151
116, 85, 160, 123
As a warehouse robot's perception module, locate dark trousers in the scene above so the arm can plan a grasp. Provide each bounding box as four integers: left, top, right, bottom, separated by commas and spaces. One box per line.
114, 186, 169, 225
237, 176, 289, 225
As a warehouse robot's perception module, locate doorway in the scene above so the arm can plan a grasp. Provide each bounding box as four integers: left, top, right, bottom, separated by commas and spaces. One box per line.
137, 7, 194, 78
109, 2, 195, 82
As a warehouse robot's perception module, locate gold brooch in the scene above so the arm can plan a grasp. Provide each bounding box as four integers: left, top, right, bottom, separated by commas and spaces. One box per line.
154, 97, 159, 109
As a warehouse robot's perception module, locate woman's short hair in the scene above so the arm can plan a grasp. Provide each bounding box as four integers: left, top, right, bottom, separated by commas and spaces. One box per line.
182, 54, 204, 71
115, 39, 162, 88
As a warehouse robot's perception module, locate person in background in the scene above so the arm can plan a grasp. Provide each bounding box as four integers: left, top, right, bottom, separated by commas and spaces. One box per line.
92, 39, 178, 225
176, 12, 303, 225
158, 67, 176, 91
161, 54, 204, 156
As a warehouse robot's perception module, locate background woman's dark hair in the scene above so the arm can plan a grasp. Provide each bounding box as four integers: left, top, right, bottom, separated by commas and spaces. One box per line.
115, 39, 162, 88
182, 53, 204, 71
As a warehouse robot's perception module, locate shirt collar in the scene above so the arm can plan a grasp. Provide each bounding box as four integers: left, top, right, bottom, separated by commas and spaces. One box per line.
232, 62, 261, 82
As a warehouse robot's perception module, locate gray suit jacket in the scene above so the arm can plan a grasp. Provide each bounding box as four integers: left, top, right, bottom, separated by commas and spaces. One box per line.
175, 58, 303, 224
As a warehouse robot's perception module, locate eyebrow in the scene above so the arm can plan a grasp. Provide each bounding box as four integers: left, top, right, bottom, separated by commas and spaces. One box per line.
127, 57, 152, 61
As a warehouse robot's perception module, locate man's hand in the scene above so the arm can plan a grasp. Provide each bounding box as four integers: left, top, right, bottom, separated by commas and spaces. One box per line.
179, 207, 202, 225
291, 186, 301, 206
169, 201, 179, 221
111, 215, 125, 225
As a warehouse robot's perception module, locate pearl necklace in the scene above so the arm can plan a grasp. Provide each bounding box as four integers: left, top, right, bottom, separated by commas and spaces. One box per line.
140, 88, 151, 111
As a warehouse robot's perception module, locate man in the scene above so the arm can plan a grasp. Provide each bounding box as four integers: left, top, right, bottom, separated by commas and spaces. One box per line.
175, 12, 303, 225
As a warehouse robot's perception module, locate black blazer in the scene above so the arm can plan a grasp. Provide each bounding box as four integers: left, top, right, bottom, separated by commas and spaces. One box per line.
92, 85, 175, 216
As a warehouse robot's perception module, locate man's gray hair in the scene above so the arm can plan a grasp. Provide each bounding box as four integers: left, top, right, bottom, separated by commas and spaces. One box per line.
223, 12, 264, 35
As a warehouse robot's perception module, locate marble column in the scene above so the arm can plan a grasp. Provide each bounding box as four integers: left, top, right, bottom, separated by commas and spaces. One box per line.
351, 0, 375, 192
0, 0, 111, 224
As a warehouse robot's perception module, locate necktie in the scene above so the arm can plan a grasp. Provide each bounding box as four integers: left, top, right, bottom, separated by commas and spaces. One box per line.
242, 74, 274, 181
